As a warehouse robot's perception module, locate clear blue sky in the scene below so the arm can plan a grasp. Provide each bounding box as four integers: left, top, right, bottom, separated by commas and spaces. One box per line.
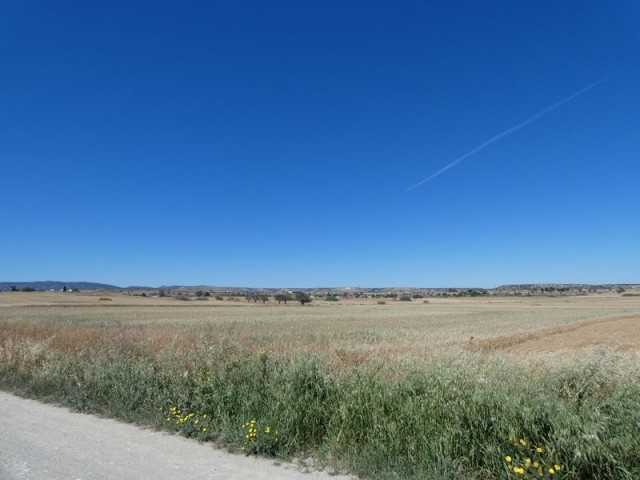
1, 1, 639, 287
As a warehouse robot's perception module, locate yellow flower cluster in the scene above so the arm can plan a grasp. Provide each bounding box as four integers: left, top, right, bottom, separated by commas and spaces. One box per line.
243, 419, 259, 444
241, 418, 280, 455
504, 436, 562, 478
164, 406, 208, 435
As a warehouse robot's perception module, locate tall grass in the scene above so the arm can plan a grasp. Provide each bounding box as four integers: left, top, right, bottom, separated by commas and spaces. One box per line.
1, 320, 639, 479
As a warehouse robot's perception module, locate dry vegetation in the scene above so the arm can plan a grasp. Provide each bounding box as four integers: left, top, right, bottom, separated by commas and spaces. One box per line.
1, 291, 639, 364
1, 291, 639, 479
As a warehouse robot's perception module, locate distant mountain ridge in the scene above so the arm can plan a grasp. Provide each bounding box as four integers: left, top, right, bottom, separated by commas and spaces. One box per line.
1, 281, 637, 293
0, 281, 122, 291
495, 283, 639, 290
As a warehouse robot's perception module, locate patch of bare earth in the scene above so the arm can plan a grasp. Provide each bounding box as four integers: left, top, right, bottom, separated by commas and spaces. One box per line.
489, 315, 640, 358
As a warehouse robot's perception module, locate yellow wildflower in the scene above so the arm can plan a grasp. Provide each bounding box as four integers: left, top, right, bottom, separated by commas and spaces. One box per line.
505, 456, 512, 462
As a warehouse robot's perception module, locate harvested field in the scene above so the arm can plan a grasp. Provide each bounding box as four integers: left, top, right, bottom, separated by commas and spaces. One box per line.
1, 291, 639, 363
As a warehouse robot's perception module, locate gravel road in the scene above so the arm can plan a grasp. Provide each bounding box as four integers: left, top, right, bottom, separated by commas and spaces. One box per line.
0, 392, 353, 480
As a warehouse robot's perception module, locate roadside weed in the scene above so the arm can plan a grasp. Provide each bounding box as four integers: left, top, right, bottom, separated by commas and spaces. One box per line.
241, 418, 281, 456
505, 436, 562, 478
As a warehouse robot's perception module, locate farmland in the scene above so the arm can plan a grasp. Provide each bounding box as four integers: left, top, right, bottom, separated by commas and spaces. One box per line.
1, 292, 639, 479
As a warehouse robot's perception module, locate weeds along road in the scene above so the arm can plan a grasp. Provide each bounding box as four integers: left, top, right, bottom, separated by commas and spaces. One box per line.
0, 392, 352, 480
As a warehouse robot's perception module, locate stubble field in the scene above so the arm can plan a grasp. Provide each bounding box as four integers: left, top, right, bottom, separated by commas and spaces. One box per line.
1, 292, 639, 479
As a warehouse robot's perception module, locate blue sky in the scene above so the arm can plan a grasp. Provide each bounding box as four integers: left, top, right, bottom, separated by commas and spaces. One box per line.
1, 1, 639, 287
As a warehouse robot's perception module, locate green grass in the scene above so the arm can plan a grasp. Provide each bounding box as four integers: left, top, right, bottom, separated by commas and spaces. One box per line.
1, 326, 639, 479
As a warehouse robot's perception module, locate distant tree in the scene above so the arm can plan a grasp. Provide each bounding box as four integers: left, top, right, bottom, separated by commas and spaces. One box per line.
195, 290, 204, 297
258, 294, 269, 304
62, 286, 67, 292
616, 287, 626, 294
275, 293, 292, 304
325, 294, 339, 302
9, 285, 18, 292
294, 291, 312, 305
246, 294, 261, 303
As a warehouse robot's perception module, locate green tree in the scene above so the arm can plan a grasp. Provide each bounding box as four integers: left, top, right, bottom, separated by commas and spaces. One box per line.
275, 293, 292, 304
294, 291, 312, 305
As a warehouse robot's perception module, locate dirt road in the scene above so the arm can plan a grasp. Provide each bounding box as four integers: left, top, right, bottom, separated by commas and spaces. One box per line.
0, 392, 352, 480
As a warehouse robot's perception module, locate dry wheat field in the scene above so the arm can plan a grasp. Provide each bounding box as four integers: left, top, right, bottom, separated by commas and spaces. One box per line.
1, 291, 639, 363
1, 291, 639, 479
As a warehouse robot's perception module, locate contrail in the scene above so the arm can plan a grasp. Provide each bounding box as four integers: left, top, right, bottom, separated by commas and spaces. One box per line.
404, 71, 618, 192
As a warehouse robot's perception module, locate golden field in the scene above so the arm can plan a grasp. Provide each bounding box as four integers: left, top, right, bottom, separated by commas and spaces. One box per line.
2, 290, 639, 365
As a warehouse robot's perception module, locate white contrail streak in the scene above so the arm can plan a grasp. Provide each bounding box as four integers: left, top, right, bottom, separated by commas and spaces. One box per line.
404, 71, 618, 192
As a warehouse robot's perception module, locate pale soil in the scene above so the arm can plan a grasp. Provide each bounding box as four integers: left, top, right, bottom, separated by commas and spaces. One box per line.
0, 391, 352, 480
498, 314, 640, 358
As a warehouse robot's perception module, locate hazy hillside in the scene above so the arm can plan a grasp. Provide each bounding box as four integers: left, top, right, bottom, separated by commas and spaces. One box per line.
0, 281, 121, 291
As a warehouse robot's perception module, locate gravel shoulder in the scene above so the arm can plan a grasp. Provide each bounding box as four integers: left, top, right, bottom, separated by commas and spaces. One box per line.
0, 391, 352, 480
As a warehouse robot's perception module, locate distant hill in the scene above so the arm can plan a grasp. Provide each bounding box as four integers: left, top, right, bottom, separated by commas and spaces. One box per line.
2, 281, 637, 294
0, 281, 122, 291
495, 283, 638, 290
